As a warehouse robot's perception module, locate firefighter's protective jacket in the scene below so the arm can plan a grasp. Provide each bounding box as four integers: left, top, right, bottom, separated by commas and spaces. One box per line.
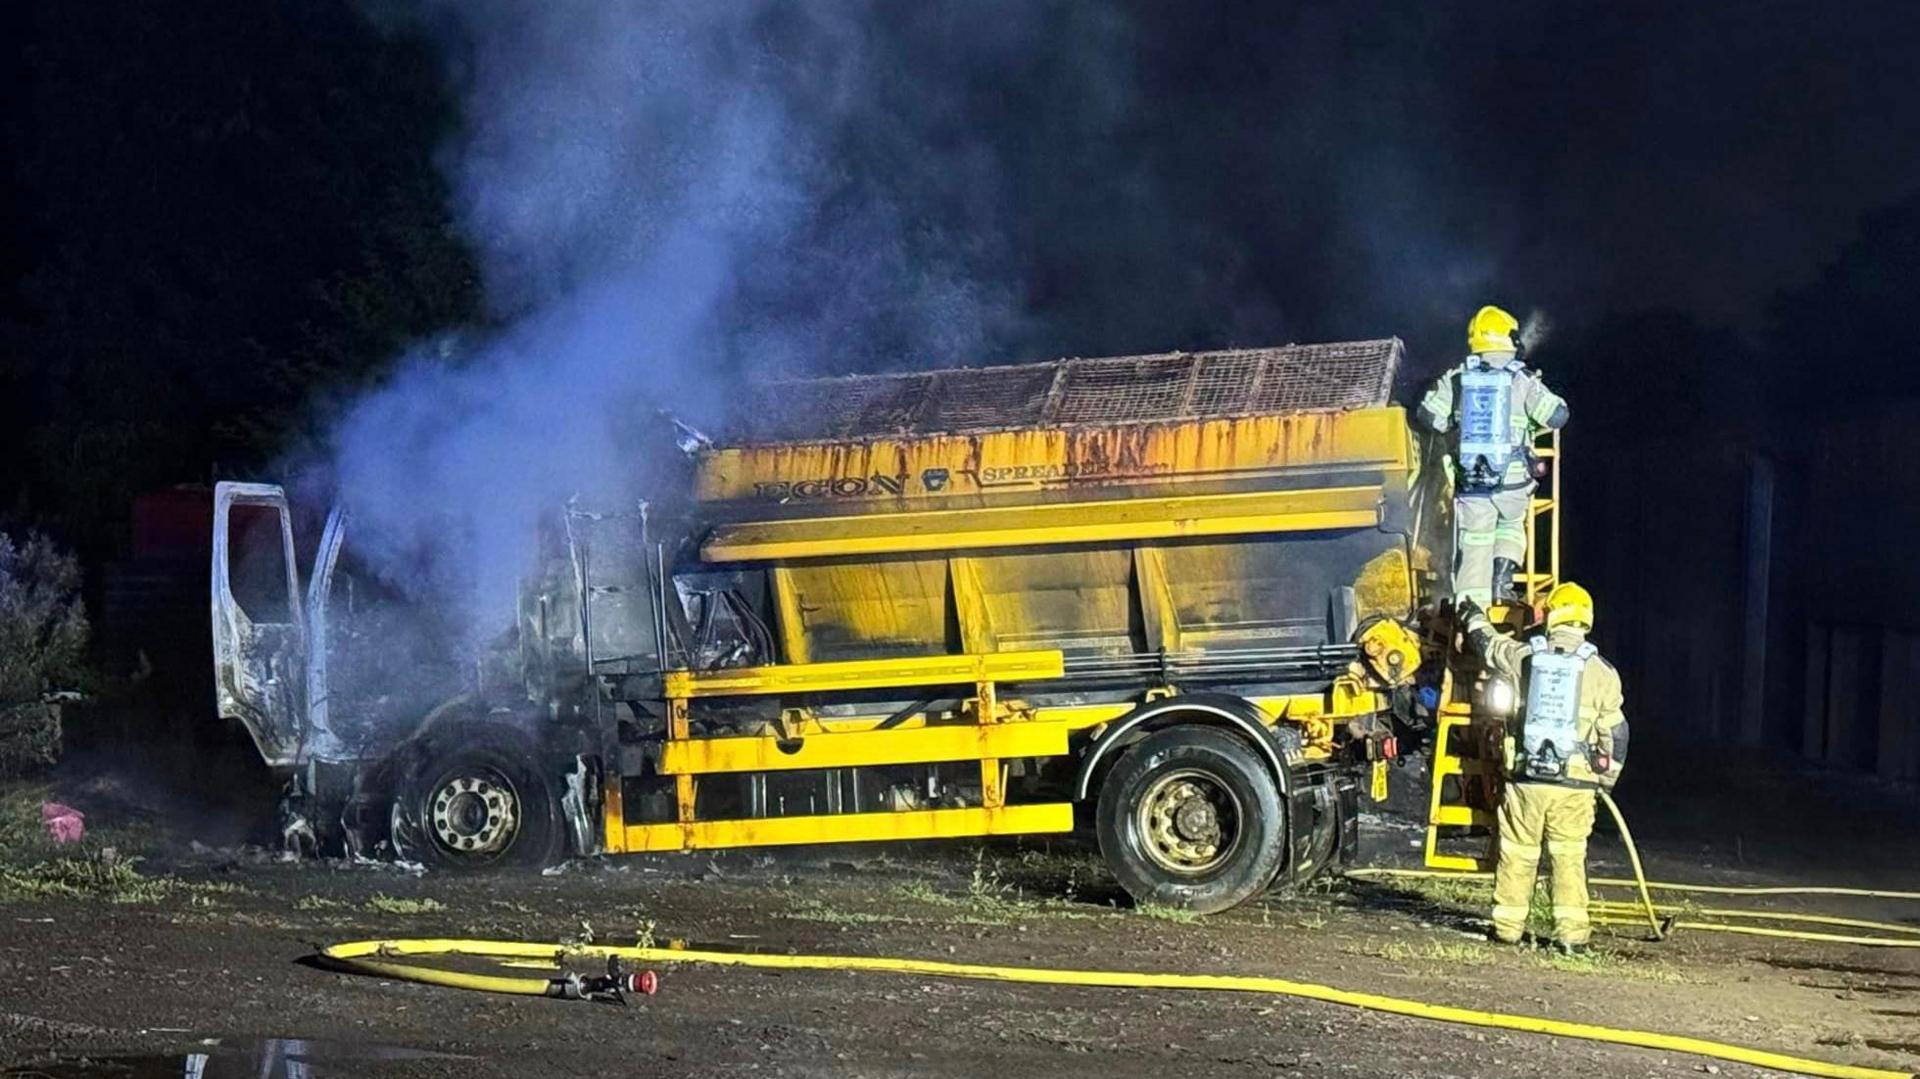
1475, 623, 1628, 787
1418, 357, 1568, 488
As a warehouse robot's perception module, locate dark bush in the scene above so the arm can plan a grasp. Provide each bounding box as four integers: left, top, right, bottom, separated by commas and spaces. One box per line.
0, 532, 89, 776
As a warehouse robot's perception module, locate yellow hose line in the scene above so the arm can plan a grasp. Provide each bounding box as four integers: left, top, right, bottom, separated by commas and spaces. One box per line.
1590, 916, 1920, 949
325, 952, 556, 997
1589, 902, 1920, 938
318, 938, 1914, 1079
1597, 790, 1666, 938
1348, 867, 1920, 902
1598, 880, 1920, 901
1351, 864, 1920, 946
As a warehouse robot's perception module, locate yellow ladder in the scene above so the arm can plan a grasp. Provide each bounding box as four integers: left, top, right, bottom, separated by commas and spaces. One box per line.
1519, 428, 1561, 606
1423, 705, 1504, 870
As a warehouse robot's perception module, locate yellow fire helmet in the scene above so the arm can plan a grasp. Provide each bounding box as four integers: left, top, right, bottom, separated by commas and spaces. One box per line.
1466, 305, 1521, 355
1543, 581, 1594, 631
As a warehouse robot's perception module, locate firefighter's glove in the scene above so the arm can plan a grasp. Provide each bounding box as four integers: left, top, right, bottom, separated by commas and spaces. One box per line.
1593, 752, 1621, 791
1455, 596, 1492, 654
1455, 595, 1484, 628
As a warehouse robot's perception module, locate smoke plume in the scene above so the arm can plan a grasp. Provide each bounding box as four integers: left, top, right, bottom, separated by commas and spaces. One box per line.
323, 3, 1643, 633
326, 3, 1083, 630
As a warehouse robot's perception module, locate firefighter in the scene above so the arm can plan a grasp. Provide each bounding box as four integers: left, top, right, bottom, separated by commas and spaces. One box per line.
1458, 582, 1628, 954
1419, 305, 1569, 604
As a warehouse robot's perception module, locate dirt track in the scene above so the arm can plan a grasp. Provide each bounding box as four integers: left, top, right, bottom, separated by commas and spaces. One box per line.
2, 753, 1917, 1078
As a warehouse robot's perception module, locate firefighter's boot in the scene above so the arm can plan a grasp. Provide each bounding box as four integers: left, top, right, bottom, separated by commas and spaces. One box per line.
1492, 557, 1520, 602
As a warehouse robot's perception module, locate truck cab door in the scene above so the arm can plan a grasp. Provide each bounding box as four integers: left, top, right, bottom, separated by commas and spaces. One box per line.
211, 482, 308, 768
302, 504, 348, 761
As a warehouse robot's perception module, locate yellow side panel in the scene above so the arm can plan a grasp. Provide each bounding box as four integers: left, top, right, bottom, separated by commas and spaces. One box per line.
1132, 546, 1181, 652
621, 803, 1075, 852
1159, 538, 1320, 649
659, 722, 1070, 775
948, 557, 997, 653
663, 650, 1065, 698
705, 486, 1382, 562
967, 547, 1137, 654
769, 565, 812, 664
775, 556, 950, 660
696, 408, 1410, 505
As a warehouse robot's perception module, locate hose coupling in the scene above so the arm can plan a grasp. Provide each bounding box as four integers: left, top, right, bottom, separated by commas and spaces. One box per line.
549, 960, 660, 1004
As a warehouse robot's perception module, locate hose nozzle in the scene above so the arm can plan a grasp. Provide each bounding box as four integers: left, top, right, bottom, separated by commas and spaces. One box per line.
550, 962, 660, 1004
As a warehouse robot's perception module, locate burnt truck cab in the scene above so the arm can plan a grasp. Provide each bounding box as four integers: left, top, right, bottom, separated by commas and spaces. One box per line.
212, 339, 1440, 912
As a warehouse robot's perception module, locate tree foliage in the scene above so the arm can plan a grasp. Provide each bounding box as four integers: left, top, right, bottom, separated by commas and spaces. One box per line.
0, 531, 88, 775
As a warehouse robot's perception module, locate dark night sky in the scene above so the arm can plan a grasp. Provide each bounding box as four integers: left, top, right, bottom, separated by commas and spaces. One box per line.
3, 1, 1919, 558
962, 0, 1920, 360
1399, 2, 1920, 328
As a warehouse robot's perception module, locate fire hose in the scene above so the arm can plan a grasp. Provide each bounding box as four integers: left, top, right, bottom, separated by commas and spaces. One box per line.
318, 937, 1916, 1079
320, 937, 658, 1003
319, 795, 1919, 1079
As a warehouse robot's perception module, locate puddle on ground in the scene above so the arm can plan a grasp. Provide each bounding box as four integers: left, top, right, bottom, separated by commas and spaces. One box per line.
5, 1038, 467, 1077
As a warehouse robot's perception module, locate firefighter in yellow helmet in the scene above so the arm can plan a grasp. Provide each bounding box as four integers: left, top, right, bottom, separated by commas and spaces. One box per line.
1419, 306, 1569, 604
1458, 582, 1628, 953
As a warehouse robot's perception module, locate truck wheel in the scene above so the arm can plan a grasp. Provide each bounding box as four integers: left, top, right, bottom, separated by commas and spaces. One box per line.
401, 735, 564, 871
1095, 726, 1286, 914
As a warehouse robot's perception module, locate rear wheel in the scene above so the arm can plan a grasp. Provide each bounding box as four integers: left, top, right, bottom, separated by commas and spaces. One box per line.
399, 732, 564, 871
1095, 727, 1286, 914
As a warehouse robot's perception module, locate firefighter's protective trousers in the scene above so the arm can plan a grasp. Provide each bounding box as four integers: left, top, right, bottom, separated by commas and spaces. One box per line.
1493, 781, 1596, 945
1453, 483, 1533, 606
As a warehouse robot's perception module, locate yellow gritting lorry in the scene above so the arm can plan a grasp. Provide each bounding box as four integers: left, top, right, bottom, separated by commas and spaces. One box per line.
212, 339, 1436, 911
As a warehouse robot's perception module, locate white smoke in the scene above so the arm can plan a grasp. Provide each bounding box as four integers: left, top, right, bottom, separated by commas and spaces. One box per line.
1519, 308, 1553, 355
324, 2, 1074, 631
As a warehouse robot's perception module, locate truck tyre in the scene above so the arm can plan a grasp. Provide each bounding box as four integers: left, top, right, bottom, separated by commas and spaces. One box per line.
1095, 726, 1286, 914
400, 732, 564, 871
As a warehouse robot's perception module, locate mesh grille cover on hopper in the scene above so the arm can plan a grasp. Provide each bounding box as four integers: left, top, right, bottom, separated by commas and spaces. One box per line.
726, 339, 1402, 445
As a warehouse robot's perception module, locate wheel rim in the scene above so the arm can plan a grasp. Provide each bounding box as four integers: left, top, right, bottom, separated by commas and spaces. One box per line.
427, 769, 521, 857
1134, 767, 1244, 876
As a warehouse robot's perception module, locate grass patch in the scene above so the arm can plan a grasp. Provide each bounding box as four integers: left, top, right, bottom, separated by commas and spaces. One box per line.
0, 848, 171, 902
787, 898, 915, 927
1135, 902, 1202, 924
1378, 873, 1493, 910
1366, 874, 1562, 938
894, 879, 946, 905
295, 895, 351, 912
1537, 948, 1692, 983
365, 894, 445, 915
1004, 845, 1105, 902
0, 784, 55, 852
1349, 935, 1691, 983
885, 851, 1101, 925
1, 786, 246, 904
0, 847, 242, 904
1362, 938, 1499, 965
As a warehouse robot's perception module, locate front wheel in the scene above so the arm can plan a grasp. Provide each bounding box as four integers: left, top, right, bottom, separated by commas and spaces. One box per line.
1095, 727, 1287, 914
398, 731, 564, 871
